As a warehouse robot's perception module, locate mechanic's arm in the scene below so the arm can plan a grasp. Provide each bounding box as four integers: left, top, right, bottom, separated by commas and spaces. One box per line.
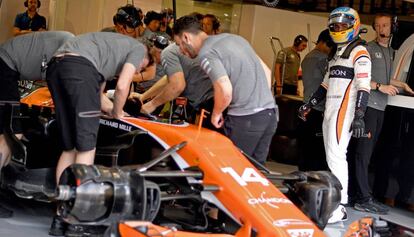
100, 82, 113, 114
132, 64, 156, 83
112, 63, 136, 119
274, 63, 282, 94
12, 27, 32, 36
211, 76, 233, 128
141, 72, 186, 114
369, 80, 399, 96
297, 80, 304, 97
138, 75, 168, 101
390, 79, 414, 95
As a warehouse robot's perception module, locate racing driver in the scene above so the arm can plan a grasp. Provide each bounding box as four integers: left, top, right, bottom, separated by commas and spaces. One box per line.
298, 7, 371, 223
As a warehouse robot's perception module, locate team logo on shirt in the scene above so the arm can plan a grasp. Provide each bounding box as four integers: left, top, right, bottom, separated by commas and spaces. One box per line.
374, 52, 382, 58
356, 73, 368, 78
329, 66, 354, 80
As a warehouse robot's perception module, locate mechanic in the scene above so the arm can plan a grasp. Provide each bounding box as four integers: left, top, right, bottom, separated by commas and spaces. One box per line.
202, 14, 221, 35
298, 29, 335, 171
47, 32, 153, 185
101, 4, 141, 38
298, 7, 371, 223
274, 35, 308, 96
172, 15, 277, 164
131, 35, 168, 94
100, 4, 157, 92
0, 31, 74, 218
47, 33, 153, 236
142, 11, 163, 40
348, 12, 414, 214
13, 0, 47, 36
130, 35, 214, 125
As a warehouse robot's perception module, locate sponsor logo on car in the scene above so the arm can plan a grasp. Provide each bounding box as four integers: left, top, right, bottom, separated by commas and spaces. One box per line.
287, 229, 314, 237
273, 219, 313, 227
100, 119, 132, 132
248, 192, 292, 208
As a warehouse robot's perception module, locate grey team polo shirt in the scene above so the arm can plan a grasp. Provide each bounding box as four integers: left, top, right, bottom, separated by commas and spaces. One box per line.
55, 32, 146, 81
198, 33, 276, 116
301, 48, 328, 112
366, 40, 394, 111
161, 44, 213, 110
0, 31, 74, 80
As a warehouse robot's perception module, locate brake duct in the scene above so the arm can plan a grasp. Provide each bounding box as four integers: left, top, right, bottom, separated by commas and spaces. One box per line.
55, 164, 161, 225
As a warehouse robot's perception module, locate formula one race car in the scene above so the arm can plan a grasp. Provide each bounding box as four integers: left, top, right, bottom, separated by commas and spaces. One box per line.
1, 84, 349, 237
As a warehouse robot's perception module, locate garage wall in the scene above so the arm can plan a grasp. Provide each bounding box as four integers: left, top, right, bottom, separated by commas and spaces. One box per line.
49, 0, 163, 35
0, 0, 163, 43
237, 4, 376, 68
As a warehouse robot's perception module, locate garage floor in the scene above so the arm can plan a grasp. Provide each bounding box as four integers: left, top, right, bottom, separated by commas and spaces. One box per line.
0, 162, 413, 237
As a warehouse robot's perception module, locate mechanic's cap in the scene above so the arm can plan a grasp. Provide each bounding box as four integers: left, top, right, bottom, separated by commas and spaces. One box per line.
151, 35, 169, 50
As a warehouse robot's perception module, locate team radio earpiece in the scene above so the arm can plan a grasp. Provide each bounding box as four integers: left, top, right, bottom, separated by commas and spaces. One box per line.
372, 14, 398, 35
24, 0, 41, 8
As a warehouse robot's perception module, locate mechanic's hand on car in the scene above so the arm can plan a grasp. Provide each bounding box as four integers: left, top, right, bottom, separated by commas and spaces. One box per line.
141, 101, 156, 114
129, 92, 143, 103
211, 112, 224, 128
351, 110, 365, 138
298, 103, 312, 121
110, 109, 128, 119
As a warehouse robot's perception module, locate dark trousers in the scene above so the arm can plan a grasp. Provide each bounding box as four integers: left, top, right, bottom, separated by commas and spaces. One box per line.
348, 107, 384, 202
282, 84, 297, 95
0, 58, 22, 134
297, 109, 328, 171
373, 106, 414, 204
47, 56, 102, 152
224, 108, 278, 164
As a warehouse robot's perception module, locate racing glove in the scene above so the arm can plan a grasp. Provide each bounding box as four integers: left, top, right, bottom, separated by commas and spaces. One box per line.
351, 109, 365, 138
298, 85, 327, 121
351, 90, 369, 138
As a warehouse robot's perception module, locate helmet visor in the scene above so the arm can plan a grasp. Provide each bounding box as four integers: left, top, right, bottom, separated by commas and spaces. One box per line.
328, 13, 355, 32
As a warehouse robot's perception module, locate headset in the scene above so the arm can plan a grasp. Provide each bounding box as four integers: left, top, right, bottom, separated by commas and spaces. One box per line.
24, 0, 41, 8
204, 14, 221, 32
151, 35, 169, 50
113, 5, 140, 29
372, 12, 398, 35
294, 34, 308, 47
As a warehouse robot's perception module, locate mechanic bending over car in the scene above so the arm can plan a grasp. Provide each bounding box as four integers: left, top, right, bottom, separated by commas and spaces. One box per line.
298, 7, 372, 223
101, 4, 157, 90
130, 35, 215, 126
47, 32, 153, 185
0, 31, 74, 219
172, 15, 278, 164
46, 33, 153, 235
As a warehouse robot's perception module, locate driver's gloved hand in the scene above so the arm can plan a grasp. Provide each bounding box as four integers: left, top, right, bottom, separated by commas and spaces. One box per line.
298, 103, 312, 122
351, 109, 365, 138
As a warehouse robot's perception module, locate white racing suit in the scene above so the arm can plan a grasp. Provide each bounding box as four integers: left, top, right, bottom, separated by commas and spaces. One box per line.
322, 44, 371, 204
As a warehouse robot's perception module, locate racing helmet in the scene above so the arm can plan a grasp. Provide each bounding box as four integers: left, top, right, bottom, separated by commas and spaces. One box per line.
328, 7, 360, 44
